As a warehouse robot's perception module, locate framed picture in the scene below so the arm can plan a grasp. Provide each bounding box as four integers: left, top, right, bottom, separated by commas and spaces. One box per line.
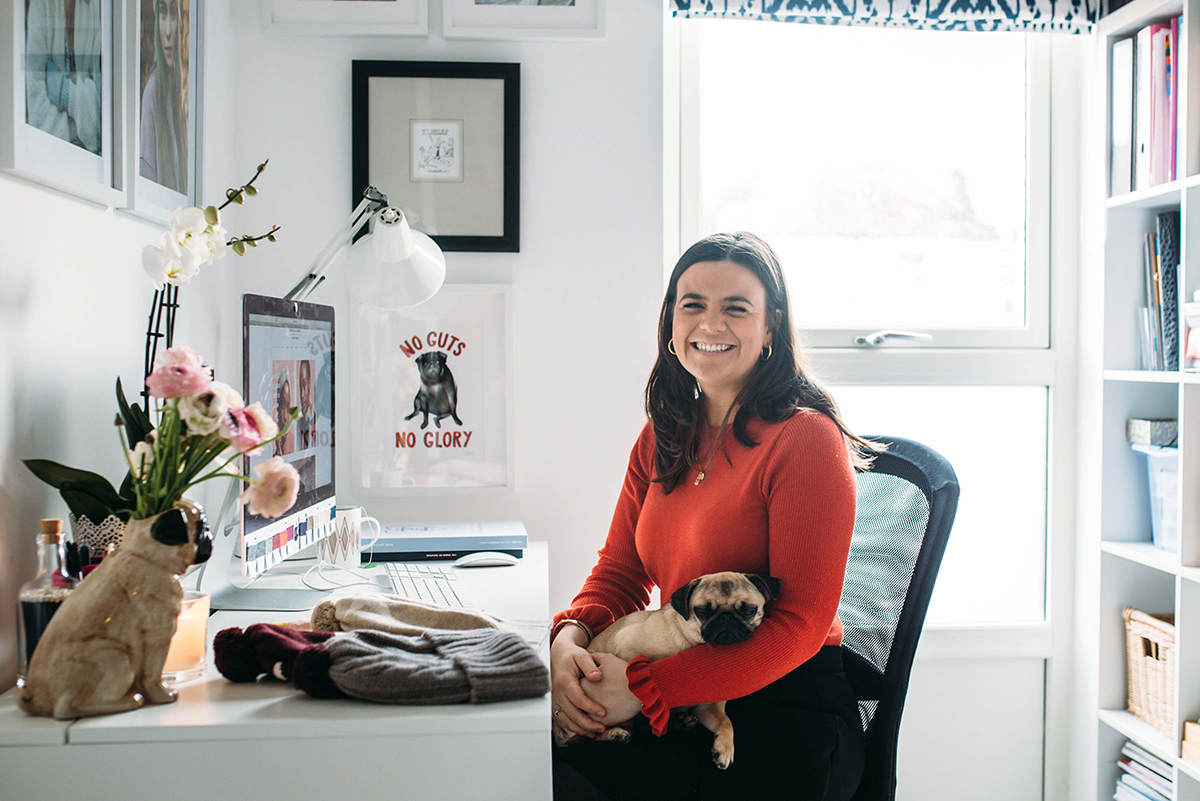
352, 284, 514, 497
125, 0, 200, 223
442, 0, 604, 40
260, 0, 427, 37
352, 60, 519, 252
0, 0, 127, 206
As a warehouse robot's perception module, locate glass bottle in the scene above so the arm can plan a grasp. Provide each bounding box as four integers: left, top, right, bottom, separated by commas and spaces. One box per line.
16, 519, 78, 686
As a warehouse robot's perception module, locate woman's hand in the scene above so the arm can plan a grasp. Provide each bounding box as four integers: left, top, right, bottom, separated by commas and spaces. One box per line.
578, 652, 643, 726
550, 629, 608, 738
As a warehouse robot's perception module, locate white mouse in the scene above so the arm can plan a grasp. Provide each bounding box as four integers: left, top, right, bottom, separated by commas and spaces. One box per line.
454, 551, 520, 568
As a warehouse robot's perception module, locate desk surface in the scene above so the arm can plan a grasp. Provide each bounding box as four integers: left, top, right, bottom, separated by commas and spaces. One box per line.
0, 542, 550, 747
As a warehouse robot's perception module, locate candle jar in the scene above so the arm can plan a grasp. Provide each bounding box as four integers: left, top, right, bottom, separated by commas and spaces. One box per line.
162, 591, 210, 683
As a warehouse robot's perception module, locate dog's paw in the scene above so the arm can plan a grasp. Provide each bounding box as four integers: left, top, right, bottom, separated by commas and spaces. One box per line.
711, 738, 734, 770
670, 713, 699, 731
597, 727, 632, 744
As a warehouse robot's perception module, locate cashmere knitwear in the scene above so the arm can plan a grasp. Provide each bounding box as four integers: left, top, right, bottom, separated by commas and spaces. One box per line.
553, 410, 857, 736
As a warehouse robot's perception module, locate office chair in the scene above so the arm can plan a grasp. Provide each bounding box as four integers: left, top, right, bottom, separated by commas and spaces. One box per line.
838, 436, 960, 801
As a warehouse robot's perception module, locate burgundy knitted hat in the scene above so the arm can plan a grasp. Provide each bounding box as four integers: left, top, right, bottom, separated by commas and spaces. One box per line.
214, 623, 338, 693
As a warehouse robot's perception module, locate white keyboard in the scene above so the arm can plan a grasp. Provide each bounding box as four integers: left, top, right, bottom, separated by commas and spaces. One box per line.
383, 562, 476, 609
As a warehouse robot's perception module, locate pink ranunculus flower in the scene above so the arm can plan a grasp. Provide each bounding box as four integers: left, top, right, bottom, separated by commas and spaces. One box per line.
154, 345, 205, 371
219, 402, 278, 455
240, 457, 300, 518
146, 362, 211, 399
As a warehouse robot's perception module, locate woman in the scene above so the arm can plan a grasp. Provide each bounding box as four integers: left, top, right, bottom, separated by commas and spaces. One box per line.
551, 232, 877, 801
25, 0, 103, 155
274, 372, 292, 457
139, 0, 187, 194
297, 360, 313, 450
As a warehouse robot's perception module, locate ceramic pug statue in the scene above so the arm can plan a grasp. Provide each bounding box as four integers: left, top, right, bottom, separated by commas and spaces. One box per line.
19, 499, 212, 719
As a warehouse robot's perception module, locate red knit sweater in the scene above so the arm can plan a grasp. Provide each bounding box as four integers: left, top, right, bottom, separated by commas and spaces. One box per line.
552, 409, 857, 736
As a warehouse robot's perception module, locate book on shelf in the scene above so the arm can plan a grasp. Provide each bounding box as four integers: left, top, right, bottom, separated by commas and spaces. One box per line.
1112, 37, 1134, 195
1136, 27, 1152, 190
1121, 741, 1173, 782
1142, 232, 1163, 369
1170, 16, 1179, 180
1151, 24, 1170, 186
1157, 211, 1181, 369
1119, 773, 1172, 801
1120, 758, 1175, 797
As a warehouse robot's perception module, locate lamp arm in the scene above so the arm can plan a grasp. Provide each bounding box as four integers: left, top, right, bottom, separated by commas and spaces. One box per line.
284, 193, 384, 302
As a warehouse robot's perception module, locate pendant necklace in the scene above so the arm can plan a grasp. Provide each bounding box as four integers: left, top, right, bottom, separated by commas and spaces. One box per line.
694, 425, 726, 486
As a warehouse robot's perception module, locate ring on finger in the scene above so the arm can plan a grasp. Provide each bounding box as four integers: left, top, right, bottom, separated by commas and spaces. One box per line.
554, 707, 563, 717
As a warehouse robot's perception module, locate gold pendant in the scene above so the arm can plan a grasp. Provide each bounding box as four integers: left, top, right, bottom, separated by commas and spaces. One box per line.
694, 471, 705, 486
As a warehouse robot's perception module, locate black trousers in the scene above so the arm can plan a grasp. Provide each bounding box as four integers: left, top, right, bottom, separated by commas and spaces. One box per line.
553, 646, 865, 801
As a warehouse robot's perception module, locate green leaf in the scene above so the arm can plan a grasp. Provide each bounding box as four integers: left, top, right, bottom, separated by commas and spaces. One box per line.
60, 478, 126, 515
233, 194, 244, 205
267, 234, 277, 243
118, 471, 136, 504
116, 378, 152, 445
232, 240, 246, 256
25, 460, 115, 492
60, 487, 121, 525
246, 238, 256, 247
204, 205, 219, 225
244, 185, 258, 197
226, 188, 237, 199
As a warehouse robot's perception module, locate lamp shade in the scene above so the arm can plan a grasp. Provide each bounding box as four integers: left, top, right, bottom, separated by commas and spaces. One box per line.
343, 209, 446, 308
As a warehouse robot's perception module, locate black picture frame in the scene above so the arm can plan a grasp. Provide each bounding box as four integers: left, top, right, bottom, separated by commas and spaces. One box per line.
352, 60, 520, 253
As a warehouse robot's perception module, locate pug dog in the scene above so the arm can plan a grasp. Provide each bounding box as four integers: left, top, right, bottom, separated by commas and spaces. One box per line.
404, 351, 463, 430
554, 571, 780, 769
19, 499, 212, 719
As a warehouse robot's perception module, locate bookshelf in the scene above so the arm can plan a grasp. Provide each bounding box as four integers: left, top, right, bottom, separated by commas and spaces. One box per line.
1093, 0, 1200, 798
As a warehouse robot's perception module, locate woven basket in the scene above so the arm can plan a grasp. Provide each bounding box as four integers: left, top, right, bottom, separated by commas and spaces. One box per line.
1124, 607, 1176, 737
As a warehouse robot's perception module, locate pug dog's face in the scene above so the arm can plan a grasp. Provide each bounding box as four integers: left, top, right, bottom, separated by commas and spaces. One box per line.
416, 352, 448, 381
149, 499, 212, 564
670, 571, 781, 645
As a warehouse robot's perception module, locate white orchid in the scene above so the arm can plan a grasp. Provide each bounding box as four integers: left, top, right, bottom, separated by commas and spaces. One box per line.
168, 207, 209, 249
127, 440, 155, 480
142, 231, 204, 289
177, 380, 242, 436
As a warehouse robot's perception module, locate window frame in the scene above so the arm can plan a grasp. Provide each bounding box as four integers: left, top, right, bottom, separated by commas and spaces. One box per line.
677, 22, 1052, 351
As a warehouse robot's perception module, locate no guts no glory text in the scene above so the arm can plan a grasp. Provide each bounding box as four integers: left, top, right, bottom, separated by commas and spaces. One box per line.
397, 331, 473, 450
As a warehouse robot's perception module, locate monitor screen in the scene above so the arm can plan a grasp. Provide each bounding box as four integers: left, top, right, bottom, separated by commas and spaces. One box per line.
241, 294, 335, 577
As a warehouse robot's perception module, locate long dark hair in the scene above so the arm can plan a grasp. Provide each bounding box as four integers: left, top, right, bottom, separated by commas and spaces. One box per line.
644, 232, 879, 494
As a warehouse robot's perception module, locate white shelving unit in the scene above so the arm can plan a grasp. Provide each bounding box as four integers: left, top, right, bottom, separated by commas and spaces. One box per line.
1094, 0, 1200, 797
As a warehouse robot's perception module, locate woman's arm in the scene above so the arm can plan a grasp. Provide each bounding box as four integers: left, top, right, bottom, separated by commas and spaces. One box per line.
550, 423, 656, 642
623, 411, 857, 735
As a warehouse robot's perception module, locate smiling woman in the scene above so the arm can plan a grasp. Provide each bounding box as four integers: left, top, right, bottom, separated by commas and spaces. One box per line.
550, 232, 880, 801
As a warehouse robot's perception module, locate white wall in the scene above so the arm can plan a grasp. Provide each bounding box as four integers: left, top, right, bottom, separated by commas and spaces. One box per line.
0, 0, 238, 688
228, 1, 665, 613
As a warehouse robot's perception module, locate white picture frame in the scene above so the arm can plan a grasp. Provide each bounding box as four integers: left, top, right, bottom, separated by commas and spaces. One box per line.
0, 0, 127, 207
261, 0, 428, 37
352, 284, 515, 497
442, 0, 604, 41
124, 0, 200, 224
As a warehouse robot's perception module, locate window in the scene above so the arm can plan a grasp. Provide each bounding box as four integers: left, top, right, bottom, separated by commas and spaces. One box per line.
678, 21, 1054, 625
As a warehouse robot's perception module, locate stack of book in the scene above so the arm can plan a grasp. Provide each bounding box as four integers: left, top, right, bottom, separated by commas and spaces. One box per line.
1115, 740, 1174, 801
1111, 16, 1183, 196
1139, 211, 1181, 370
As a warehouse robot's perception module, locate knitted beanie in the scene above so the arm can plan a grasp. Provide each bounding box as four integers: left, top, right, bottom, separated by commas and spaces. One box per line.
293, 628, 549, 705
214, 623, 339, 694
311, 594, 502, 636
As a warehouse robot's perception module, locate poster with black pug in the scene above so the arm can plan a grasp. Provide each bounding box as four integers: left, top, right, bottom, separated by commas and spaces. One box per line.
353, 285, 513, 495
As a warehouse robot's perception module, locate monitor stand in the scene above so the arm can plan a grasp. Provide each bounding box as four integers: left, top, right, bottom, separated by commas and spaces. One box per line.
195, 483, 337, 612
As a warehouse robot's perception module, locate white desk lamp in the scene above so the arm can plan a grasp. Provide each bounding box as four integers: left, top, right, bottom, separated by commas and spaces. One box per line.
284, 186, 446, 307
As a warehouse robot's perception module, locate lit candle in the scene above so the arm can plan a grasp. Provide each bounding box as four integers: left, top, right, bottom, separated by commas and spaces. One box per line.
163, 591, 209, 680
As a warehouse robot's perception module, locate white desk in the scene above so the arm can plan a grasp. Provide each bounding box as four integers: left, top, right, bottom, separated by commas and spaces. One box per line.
0, 542, 552, 801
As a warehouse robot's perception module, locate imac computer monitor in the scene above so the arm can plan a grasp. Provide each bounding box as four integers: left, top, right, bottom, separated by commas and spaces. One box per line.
241, 293, 336, 577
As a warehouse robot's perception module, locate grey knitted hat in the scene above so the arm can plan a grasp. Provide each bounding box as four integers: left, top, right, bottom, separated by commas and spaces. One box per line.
297, 628, 549, 705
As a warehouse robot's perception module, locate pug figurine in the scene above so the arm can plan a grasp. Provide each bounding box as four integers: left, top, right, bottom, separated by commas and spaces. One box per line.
19, 499, 212, 719
554, 571, 780, 769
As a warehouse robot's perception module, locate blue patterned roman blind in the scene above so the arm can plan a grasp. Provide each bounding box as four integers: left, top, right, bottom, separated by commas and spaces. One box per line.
670, 0, 1096, 33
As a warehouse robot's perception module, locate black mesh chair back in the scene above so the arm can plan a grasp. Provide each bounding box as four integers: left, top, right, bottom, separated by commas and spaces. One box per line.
838, 436, 959, 801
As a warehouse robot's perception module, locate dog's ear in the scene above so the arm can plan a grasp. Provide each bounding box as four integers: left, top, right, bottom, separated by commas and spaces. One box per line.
670, 578, 701, 620
436, 351, 448, 363
747, 574, 782, 602
150, 508, 190, 547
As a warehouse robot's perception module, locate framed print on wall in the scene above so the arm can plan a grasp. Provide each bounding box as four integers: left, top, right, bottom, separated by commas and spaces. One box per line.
442, 0, 604, 41
126, 0, 200, 223
261, 0, 428, 37
352, 60, 519, 252
0, 0, 126, 207
352, 285, 514, 497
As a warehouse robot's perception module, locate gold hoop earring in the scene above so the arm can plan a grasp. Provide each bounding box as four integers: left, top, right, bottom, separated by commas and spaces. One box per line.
668, 340, 678, 356
761, 345, 773, 361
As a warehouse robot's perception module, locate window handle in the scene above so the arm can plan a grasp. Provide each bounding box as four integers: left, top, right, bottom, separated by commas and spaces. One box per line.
853, 330, 934, 347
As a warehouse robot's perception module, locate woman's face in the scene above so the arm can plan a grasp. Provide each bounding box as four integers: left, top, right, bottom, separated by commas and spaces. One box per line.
670, 260, 775, 401
279, 381, 291, 417
157, 1, 179, 68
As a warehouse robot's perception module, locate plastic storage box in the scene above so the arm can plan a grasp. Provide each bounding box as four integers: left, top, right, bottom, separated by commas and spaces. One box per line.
1132, 444, 1179, 552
